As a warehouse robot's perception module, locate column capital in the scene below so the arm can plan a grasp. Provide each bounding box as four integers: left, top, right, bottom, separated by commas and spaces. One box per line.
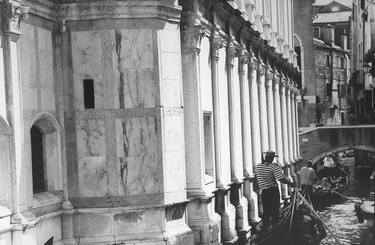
211, 35, 225, 59
273, 74, 280, 91
227, 40, 239, 66
181, 25, 207, 52
265, 69, 274, 82
1, 1, 29, 41
257, 63, 266, 77
238, 47, 249, 74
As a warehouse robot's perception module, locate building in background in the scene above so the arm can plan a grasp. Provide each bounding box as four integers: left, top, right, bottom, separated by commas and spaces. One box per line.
0, 0, 300, 245
351, 0, 375, 123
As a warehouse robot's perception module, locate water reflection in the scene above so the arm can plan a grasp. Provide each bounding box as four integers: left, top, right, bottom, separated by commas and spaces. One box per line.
318, 159, 374, 245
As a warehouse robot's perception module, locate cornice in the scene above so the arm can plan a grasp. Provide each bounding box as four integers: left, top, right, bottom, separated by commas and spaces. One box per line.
24, 0, 57, 21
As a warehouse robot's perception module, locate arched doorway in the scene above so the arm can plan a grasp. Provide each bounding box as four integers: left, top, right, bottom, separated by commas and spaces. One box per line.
0, 116, 11, 208
29, 113, 63, 194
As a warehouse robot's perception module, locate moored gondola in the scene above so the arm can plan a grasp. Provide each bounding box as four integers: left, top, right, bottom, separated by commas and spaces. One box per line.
249, 191, 326, 245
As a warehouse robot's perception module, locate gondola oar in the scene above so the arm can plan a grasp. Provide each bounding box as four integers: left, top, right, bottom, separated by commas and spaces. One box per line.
321, 186, 358, 202
296, 190, 342, 245
337, 167, 360, 184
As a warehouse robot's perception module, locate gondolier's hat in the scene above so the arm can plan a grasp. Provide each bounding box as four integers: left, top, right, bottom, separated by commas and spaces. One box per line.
265, 151, 278, 158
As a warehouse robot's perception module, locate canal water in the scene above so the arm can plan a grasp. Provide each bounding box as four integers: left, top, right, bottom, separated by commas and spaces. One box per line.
317, 158, 374, 245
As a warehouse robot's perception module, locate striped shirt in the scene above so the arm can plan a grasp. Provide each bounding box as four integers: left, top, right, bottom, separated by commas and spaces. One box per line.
300, 166, 317, 186
255, 162, 284, 190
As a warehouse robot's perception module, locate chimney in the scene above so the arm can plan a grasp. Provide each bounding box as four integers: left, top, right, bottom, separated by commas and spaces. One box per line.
341, 30, 348, 50
323, 25, 335, 46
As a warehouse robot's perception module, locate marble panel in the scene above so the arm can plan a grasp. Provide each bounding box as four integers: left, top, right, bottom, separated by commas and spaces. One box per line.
76, 119, 106, 158
72, 31, 103, 109
115, 117, 161, 196
163, 114, 184, 153
161, 52, 181, 81
41, 88, 56, 111
44, 133, 59, 191
200, 37, 213, 112
78, 156, 108, 197
36, 216, 62, 245
0, 232, 11, 245
114, 209, 162, 235
159, 23, 181, 53
0, 135, 10, 207
113, 68, 157, 109
218, 48, 231, 186
163, 152, 186, 203
23, 87, 39, 110
20, 50, 37, 88
160, 52, 182, 107
75, 213, 113, 236
38, 28, 53, 88
0, 45, 6, 119
113, 29, 154, 69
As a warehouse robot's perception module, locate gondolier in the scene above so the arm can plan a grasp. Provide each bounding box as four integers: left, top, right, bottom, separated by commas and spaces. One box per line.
254, 151, 296, 229
299, 160, 317, 196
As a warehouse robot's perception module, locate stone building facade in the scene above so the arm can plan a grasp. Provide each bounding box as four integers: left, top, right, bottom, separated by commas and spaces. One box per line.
0, 0, 301, 244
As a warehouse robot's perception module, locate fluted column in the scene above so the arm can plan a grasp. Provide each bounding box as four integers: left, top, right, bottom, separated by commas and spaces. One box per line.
266, 70, 276, 152
249, 59, 262, 166
210, 32, 225, 190
258, 64, 269, 153
239, 51, 259, 223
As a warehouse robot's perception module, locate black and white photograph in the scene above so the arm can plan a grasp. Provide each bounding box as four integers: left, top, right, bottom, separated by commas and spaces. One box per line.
0, 0, 374, 244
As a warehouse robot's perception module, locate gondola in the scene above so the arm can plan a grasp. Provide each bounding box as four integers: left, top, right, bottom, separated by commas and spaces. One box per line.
311, 166, 350, 197
249, 191, 326, 245
355, 200, 374, 228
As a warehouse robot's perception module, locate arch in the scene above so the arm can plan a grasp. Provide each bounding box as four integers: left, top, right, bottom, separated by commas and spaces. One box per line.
28, 112, 63, 193
293, 34, 305, 88
28, 112, 60, 134
311, 144, 375, 164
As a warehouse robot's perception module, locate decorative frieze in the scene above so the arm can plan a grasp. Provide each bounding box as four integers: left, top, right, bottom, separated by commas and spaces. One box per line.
1, 1, 29, 41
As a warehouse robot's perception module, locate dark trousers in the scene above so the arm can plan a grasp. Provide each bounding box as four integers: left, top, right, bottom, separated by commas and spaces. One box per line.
301, 184, 312, 195
261, 186, 280, 227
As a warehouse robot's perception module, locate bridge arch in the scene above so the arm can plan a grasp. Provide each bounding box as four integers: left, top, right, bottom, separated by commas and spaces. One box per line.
310, 144, 375, 164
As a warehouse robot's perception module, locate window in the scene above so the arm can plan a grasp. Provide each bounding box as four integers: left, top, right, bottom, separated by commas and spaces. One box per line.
31, 125, 46, 193
83, 79, 95, 109
203, 112, 214, 183
295, 47, 301, 69
326, 82, 332, 97
340, 57, 345, 69
326, 55, 331, 67
313, 27, 321, 38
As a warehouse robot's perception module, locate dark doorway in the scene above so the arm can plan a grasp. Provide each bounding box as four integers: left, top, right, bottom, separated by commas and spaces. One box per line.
31, 125, 46, 193
44, 237, 53, 245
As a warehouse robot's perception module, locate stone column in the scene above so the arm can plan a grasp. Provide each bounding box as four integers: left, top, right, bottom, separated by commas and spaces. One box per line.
210, 32, 225, 190
1, 1, 30, 223
181, 24, 220, 244
258, 63, 269, 153
286, 81, 294, 166
227, 42, 250, 241
291, 86, 298, 162
289, 83, 298, 186
295, 90, 302, 159
239, 50, 259, 223
211, 30, 237, 243
249, 59, 262, 166
280, 77, 290, 199
266, 69, 276, 152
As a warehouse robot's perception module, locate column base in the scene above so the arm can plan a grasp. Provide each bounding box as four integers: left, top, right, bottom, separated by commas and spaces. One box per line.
187, 195, 220, 245
215, 188, 238, 244
69, 203, 194, 245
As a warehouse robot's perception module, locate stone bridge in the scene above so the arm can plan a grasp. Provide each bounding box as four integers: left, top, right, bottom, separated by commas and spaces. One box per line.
299, 125, 375, 164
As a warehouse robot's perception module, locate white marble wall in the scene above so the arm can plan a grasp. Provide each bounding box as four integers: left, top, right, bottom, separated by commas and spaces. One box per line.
0, 39, 6, 120
0, 134, 11, 208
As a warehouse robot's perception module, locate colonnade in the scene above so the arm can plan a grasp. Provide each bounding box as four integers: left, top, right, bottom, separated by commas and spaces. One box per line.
182, 24, 301, 244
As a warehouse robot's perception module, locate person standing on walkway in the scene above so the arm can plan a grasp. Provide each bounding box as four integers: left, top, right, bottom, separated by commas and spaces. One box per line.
254, 151, 296, 229
299, 160, 317, 196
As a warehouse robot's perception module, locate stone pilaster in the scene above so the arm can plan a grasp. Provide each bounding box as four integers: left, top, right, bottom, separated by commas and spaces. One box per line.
1, 0, 31, 223
181, 23, 220, 245
286, 81, 294, 165
258, 63, 269, 153
291, 86, 298, 162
